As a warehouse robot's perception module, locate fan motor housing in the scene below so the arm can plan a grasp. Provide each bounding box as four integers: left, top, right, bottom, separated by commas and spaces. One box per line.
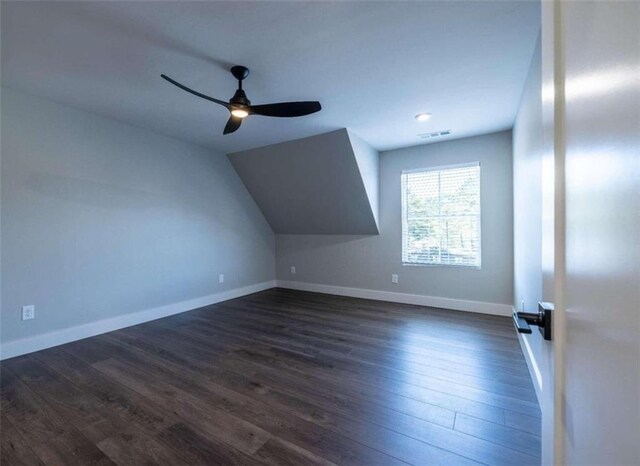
230, 89, 251, 106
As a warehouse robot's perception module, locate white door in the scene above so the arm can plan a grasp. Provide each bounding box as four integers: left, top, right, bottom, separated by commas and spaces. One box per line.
541, 1, 640, 464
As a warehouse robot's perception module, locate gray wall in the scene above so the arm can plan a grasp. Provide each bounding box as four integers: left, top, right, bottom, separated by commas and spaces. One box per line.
348, 130, 380, 227
1, 88, 275, 344
229, 129, 379, 235
512, 36, 543, 383
277, 131, 514, 306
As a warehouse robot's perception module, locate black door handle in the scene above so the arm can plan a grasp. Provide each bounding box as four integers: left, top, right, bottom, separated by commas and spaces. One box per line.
512, 312, 533, 333
512, 302, 553, 340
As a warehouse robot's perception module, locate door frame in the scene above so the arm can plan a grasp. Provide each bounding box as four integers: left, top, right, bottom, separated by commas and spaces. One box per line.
540, 0, 567, 463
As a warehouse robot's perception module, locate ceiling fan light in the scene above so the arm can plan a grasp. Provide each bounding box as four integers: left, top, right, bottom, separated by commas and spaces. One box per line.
231, 108, 249, 118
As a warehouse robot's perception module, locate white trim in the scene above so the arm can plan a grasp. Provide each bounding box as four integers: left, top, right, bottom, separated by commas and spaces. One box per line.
513, 306, 543, 405
401, 161, 480, 175
276, 280, 512, 316
0, 280, 276, 361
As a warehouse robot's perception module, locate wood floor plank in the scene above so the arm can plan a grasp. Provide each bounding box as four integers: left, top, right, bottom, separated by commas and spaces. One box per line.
231, 344, 540, 416
198, 301, 532, 374
454, 412, 541, 457
222, 349, 508, 425
127, 318, 510, 424
4, 356, 122, 433
32, 347, 177, 436
294, 324, 530, 374
31, 430, 116, 466
124, 358, 477, 466
98, 331, 523, 465
253, 437, 339, 466
0, 366, 68, 445
504, 409, 543, 435
165, 301, 529, 377
92, 358, 272, 457
95, 424, 189, 465
157, 422, 265, 466
213, 299, 526, 358
208, 355, 538, 465
171, 305, 534, 385
0, 426, 45, 466
1, 289, 540, 465
150, 312, 538, 407
186, 313, 536, 392
241, 290, 522, 342
114, 320, 507, 426
92, 353, 411, 466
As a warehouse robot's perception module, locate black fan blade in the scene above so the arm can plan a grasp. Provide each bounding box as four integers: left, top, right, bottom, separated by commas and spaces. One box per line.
223, 115, 242, 135
161, 74, 231, 109
250, 101, 321, 118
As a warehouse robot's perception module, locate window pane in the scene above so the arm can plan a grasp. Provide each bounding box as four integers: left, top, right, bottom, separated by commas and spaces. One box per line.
404, 218, 442, 263
405, 171, 439, 217
440, 166, 480, 216
441, 216, 479, 266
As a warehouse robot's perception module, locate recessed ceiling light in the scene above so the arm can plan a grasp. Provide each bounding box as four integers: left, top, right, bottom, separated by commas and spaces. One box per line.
415, 112, 432, 122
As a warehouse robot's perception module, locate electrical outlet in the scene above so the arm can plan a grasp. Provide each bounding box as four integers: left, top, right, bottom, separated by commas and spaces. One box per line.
22, 305, 35, 321
521, 300, 525, 311
219, 274, 224, 284
391, 274, 399, 284
291, 266, 296, 274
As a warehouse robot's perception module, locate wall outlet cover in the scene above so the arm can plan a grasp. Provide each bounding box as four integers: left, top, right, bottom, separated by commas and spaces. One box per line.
291, 266, 296, 274
22, 305, 35, 321
219, 274, 224, 283
391, 274, 399, 284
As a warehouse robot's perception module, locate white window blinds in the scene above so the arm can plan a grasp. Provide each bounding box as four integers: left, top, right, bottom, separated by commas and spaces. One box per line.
401, 163, 481, 267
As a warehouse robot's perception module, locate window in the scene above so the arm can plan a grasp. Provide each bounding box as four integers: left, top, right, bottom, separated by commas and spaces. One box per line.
402, 163, 481, 267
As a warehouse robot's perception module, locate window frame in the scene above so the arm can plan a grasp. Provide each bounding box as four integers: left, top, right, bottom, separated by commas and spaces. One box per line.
401, 162, 482, 269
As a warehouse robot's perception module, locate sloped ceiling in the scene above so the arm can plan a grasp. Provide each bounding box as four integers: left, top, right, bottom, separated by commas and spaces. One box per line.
1, 1, 540, 153
229, 129, 379, 235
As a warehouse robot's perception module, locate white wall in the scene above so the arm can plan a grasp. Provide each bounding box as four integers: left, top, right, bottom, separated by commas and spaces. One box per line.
512, 35, 544, 395
0, 88, 275, 356
277, 131, 514, 313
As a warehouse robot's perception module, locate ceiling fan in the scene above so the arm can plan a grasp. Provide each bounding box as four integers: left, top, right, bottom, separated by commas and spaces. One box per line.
161, 66, 322, 135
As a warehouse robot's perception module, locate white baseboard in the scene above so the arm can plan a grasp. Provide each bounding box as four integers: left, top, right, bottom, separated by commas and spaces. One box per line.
0, 280, 276, 361
514, 306, 543, 404
276, 280, 513, 317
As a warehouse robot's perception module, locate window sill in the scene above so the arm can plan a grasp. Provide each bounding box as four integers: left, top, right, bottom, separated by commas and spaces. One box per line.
402, 262, 482, 270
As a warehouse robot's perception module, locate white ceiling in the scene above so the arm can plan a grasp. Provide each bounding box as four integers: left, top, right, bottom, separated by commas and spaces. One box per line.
1, 1, 540, 154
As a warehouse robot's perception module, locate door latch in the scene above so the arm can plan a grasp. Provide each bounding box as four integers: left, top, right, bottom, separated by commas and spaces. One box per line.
512, 302, 553, 340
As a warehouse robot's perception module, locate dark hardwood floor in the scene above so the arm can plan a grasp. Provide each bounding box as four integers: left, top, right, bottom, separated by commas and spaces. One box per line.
1, 288, 541, 465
